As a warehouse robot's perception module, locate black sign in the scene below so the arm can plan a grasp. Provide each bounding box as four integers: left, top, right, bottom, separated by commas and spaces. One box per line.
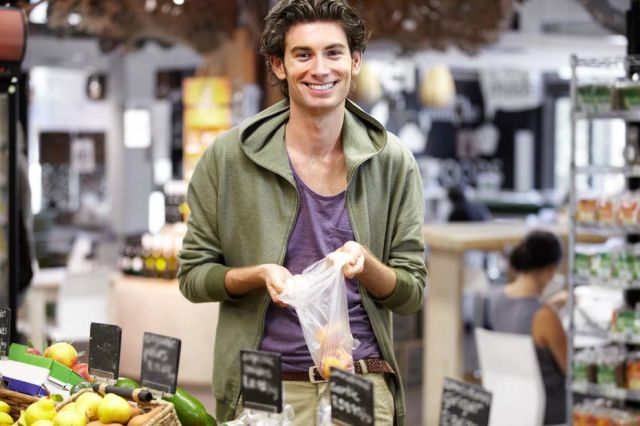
240, 350, 282, 414
140, 332, 181, 395
89, 323, 122, 380
439, 377, 492, 426
330, 368, 374, 426
0, 308, 10, 356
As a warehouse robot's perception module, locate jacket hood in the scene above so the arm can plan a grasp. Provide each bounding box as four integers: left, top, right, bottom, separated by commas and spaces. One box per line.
237, 99, 388, 179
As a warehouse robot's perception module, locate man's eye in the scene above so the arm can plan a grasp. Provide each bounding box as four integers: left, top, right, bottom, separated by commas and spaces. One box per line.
297, 53, 311, 59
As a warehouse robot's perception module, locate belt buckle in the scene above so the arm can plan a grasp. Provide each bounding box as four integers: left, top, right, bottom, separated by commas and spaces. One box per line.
308, 366, 327, 383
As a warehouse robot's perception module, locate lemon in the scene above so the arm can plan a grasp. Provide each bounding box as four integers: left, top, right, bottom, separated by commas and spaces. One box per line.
0, 402, 9, 414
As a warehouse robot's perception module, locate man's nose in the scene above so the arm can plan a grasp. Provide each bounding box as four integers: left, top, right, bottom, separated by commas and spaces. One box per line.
311, 56, 329, 75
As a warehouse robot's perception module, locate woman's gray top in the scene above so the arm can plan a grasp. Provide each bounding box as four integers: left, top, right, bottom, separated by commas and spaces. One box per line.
485, 289, 566, 425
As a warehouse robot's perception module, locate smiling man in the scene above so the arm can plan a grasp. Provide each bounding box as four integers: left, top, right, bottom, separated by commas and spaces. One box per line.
178, 1, 427, 425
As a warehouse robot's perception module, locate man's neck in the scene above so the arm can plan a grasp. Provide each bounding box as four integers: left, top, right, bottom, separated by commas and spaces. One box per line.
286, 103, 346, 157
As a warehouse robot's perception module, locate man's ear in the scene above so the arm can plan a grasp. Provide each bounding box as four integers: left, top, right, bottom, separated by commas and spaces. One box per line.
269, 55, 287, 80
351, 50, 362, 76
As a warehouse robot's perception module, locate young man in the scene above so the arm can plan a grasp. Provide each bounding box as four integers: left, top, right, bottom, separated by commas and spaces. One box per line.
178, 0, 426, 424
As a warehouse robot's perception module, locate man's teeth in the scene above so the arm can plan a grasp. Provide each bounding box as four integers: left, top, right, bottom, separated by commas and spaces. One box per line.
309, 83, 334, 90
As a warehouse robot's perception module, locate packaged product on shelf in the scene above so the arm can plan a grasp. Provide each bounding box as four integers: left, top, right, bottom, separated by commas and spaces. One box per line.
575, 252, 592, 278
611, 308, 635, 334
577, 198, 598, 223
615, 251, 635, 282
574, 349, 597, 383
597, 198, 617, 225
593, 252, 613, 280
618, 195, 639, 225
596, 346, 627, 387
576, 82, 613, 113
617, 80, 640, 111
626, 351, 640, 390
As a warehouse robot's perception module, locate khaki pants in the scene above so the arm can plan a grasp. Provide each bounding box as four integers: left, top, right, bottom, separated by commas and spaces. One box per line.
283, 373, 394, 426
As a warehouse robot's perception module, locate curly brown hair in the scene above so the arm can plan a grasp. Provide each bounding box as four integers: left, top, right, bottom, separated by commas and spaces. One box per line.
260, 0, 370, 98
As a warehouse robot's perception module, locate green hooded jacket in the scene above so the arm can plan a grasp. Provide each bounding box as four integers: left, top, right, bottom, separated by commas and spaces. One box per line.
178, 99, 427, 425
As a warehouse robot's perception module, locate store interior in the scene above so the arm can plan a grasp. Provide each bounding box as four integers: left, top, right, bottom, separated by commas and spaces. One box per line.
0, 0, 638, 424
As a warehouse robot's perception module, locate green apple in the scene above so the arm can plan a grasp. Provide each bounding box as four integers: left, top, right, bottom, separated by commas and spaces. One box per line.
74, 392, 102, 421
97, 394, 131, 424
53, 411, 86, 426
25, 399, 56, 426
43, 342, 78, 368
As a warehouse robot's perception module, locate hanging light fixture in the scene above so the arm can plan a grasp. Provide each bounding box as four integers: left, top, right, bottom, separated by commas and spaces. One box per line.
419, 64, 456, 108
0, 6, 28, 71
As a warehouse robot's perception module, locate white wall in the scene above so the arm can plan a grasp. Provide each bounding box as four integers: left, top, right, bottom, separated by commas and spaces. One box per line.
24, 36, 201, 235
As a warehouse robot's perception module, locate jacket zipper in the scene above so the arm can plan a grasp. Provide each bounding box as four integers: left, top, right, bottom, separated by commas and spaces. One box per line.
252, 172, 300, 351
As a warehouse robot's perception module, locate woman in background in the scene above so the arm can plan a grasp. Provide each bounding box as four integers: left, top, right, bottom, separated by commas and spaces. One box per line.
486, 230, 566, 424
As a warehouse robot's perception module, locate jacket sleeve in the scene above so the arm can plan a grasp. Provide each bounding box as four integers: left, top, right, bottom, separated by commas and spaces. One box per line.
177, 146, 233, 303
375, 152, 427, 315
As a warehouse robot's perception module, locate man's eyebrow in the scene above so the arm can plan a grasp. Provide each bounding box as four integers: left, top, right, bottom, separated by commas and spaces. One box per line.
289, 43, 347, 53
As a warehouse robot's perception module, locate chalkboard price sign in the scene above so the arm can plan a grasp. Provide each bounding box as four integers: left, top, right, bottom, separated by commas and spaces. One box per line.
89, 322, 122, 380
140, 332, 181, 395
0, 308, 10, 357
240, 350, 282, 414
439, 377, 492, 426
330, 368, 374, 426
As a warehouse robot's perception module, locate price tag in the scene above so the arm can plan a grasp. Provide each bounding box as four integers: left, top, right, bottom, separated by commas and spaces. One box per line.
0, 308, 10, 357
140, 332, 181, 395
439, 377, 492, 426
329, 368, 374, 426
240, 350, 282, 413
89, 323, 122, 381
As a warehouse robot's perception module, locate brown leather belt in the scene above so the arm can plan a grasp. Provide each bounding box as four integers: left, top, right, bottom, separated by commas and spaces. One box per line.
281, 359, 394, 383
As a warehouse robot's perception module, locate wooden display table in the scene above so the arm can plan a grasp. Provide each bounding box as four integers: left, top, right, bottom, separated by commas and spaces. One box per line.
109, 275, 219, 386
422, 221, 602, 425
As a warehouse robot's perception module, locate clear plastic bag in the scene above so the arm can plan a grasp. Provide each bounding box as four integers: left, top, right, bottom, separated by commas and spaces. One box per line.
279, 252, 355, 379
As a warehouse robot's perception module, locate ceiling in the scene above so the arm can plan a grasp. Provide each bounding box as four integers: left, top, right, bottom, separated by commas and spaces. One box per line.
12, 0, 634, 58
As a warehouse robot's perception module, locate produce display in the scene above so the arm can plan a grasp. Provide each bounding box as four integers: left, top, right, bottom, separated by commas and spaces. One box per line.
0, 341, 217, 426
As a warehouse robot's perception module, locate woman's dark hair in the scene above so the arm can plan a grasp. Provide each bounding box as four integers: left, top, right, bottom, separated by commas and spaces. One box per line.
260, 0, 370, 98
509, 230, 563, 272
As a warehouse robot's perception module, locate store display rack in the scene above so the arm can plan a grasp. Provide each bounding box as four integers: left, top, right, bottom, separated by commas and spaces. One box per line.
568, 54, 640, 418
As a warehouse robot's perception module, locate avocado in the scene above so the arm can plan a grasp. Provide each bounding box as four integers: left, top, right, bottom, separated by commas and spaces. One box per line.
115, 377, 140, 389
163, 387, 213, 426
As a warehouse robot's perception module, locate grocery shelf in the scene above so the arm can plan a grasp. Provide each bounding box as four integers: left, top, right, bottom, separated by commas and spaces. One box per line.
576, 222, 640, 235
572, 382, 640, 402
574, 110, 640, 122
574, 165, 640, 176
573, 275, 640, 289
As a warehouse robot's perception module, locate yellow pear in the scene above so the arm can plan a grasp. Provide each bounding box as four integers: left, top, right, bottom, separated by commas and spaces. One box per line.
53, 411, 86, 426
97, 394, 131, 424
30, 421, 53, 426
74, 393, 102, 421
0, 412, 12, 425
59, 403, 77, 413
25, 399, 56, 426
0, 401, 10, 414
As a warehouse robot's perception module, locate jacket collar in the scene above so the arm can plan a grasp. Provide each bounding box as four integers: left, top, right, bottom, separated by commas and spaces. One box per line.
238, 99, 387, 181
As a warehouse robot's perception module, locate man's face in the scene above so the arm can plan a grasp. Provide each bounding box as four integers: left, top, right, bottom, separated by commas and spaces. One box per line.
270, 21, 362, 115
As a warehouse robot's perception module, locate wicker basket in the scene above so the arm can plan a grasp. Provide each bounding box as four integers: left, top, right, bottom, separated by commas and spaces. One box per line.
58, 389, 180, 426
0, 387, 39, 421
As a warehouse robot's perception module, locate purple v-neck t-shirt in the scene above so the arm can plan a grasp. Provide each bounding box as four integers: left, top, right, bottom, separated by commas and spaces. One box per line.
259, 168, 381, 372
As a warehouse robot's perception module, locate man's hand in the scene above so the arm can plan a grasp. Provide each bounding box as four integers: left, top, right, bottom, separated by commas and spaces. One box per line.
332, 241, 397, 299
224, 263, 292, 308
260, 264, 293, 308
333, 241, 365, 279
